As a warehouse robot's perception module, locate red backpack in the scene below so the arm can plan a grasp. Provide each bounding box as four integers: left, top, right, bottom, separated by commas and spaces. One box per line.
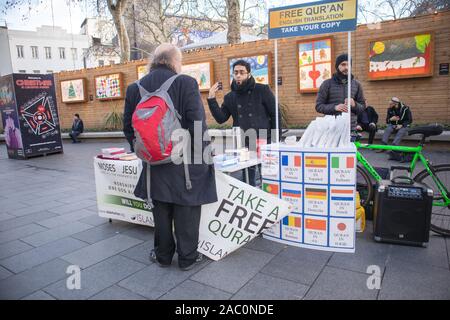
132, 75, 192, 208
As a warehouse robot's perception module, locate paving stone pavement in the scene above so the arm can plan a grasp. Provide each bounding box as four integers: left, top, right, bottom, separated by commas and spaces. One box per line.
0, 139, 449, 300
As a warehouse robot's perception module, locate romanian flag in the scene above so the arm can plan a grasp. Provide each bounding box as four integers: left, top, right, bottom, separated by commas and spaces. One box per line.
263, 183, 279, 195
305, 188, 327, 200
305, 218, 327, 231
331, 189, 354, 201
283, 216, 301, 228
331, 156, 355, 169
305, 156, 327, 168
282, 189, 302, 199
282, 155, 301, 167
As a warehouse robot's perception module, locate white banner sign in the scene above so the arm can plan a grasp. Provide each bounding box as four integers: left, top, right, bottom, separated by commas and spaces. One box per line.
94, 157, 154, 227
199, 171, 292, 261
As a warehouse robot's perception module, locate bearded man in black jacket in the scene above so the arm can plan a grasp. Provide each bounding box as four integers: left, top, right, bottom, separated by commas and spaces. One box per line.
207, 59, 280, 187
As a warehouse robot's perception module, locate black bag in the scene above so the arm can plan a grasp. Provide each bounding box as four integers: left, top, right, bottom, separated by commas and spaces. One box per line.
388, 151, 413, 163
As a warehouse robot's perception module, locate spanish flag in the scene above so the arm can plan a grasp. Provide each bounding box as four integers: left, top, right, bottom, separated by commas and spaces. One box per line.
263, 183, 279, 195
305, 218, 327, 231
305, 156, 327, 168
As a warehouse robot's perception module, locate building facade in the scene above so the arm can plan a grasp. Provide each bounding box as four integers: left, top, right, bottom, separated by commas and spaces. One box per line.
0, 25, 90, 76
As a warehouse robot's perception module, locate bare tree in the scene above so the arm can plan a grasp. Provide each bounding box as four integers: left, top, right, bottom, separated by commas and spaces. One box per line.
2, 0, 132, 62
125, 0, 219, 49
106, 0, 131, 62
358, 0, 450, 23
226, 0, 241, 44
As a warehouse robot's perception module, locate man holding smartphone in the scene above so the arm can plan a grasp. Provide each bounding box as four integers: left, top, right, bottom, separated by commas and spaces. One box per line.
207, 59, 280, 187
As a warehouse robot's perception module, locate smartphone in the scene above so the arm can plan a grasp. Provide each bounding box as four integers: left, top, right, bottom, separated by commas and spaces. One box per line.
218, 81, 223, 90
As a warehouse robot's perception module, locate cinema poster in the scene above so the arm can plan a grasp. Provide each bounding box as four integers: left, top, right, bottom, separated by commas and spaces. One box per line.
0, 73, 63, 159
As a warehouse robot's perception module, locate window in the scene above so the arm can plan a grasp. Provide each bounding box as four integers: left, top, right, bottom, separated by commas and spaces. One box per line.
31, 46, 38, 59
17, 45, 24, 58
98, 59, 104, 66
46, 70, 53, 74
33, 70, 40, 74
109, 60, 115, 65
59, 47, 66, 59
18, 70, 26, 73
45, 47, 51, 59
71, 48, 77, 60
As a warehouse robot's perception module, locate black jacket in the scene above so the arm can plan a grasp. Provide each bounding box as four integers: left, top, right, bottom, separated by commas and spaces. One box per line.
207, 76, 281, 142
357, 105, 378, 125
386, 103, 412, 127
123, 65, 217, 206
72, 119, 83, 133
315, 73, 366, 130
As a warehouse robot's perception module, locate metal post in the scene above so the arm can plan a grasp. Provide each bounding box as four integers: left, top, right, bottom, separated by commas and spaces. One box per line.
275, 39, 279, 143
347, 31, 352, 132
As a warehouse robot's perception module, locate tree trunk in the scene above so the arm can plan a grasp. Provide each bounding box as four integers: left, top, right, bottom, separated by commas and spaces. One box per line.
226, 0, 241, 44
107, 0, 131, 62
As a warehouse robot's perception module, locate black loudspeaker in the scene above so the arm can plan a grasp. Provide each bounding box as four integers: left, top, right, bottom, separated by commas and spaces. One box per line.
373, 177, 433, 247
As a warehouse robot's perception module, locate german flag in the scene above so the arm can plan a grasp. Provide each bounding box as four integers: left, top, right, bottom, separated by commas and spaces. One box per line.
305, 156, 327, 168
305, 218, 327, 231
305, 188, 327, 200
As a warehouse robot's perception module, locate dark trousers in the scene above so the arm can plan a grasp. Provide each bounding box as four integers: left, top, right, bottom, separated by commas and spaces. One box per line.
241, 164, 261, 187
69, 131, 81, 143
152, 200, 201, 268
358, 123, 377, 144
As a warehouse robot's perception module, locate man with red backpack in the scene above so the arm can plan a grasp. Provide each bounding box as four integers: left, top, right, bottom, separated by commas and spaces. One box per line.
123, 44, 217, 271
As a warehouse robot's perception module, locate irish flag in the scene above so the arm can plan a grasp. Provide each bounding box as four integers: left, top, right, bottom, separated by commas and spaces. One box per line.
331, 156, 355, 169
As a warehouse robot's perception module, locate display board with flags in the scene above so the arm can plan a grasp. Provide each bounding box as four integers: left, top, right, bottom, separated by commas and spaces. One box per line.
261, 143, 357, 253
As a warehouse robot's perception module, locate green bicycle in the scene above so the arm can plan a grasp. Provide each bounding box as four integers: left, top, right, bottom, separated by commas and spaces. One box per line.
354, 124, 450, 236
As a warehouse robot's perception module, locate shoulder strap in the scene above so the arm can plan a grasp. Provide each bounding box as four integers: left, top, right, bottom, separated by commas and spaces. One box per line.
159, 74, 180, 93
134, 74, 180, 99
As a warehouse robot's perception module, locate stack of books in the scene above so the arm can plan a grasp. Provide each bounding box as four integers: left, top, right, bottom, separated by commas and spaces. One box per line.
225, 148, 250, 162
213, 154, 239, 169
99, 148, 138, 161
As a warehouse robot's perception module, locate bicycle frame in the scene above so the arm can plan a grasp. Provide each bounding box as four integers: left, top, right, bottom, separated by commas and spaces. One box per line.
354, 141, 450, 207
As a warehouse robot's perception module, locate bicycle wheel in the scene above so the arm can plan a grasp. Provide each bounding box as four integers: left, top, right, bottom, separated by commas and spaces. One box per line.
414, 164, 450, 236
356, 165, 373, 208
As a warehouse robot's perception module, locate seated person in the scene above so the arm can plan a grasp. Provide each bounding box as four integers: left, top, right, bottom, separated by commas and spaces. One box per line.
69, 113, 84, 143
356, 99, 378, 144
377, 97, 412, 152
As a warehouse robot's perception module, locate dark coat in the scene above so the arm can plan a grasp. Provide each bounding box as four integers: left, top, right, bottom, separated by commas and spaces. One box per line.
386, 103, 413, 127
71, 119, 83, 133
123, 65, 217, 206
357, 105, 379, 126
315, 73, 366, 130
206, 76, 281, 142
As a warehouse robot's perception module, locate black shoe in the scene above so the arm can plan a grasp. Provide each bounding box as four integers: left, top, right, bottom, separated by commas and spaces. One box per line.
179, 254, 204, 271
149, 249, 170, 268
